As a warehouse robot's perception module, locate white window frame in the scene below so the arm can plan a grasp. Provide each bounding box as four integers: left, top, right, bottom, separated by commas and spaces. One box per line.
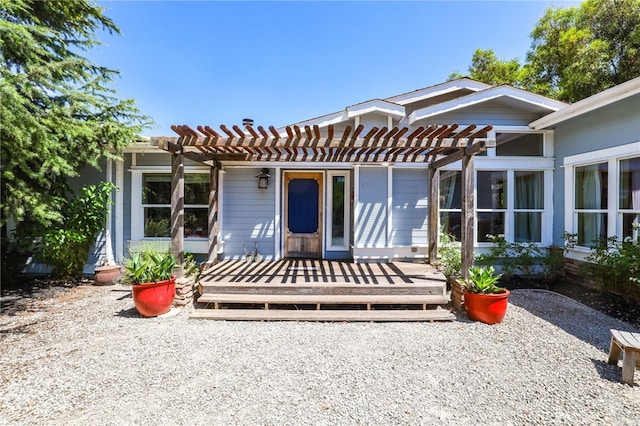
130, 166, 210, 254
325, 170, 351, 251
564, 142, 640, 251
484, 127, 554, 159
440, 157, 554, 247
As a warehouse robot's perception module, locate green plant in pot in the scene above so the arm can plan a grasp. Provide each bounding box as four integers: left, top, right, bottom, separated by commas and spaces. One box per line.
124, 247, 177, 317
461, 266, 510, 324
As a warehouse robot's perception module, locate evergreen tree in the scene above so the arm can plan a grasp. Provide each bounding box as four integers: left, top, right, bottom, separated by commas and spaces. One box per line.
0, 0, 149, 227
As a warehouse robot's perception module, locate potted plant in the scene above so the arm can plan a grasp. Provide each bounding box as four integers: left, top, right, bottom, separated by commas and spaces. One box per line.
461, 266, 510, 324
124, 247, 177, 317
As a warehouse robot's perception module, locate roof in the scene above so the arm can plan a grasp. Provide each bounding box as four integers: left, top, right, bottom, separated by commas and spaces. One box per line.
289, 78, 491, 129
529, 76, 640, 130
408, 85, 567, 124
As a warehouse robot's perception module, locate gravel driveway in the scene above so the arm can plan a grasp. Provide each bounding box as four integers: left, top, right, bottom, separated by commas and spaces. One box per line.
1, 283, 639, 425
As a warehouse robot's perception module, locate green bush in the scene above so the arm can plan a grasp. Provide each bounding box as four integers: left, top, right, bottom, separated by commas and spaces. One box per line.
35, 182, 116, 278
434, 233, 462, 279
584, 234, 640, 296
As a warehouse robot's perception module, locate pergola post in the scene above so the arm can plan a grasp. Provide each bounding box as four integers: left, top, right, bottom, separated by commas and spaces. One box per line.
460, 152, 475, 279
428, 167, 439, 264
207, 164, 220, 267
171, 151, 185, 277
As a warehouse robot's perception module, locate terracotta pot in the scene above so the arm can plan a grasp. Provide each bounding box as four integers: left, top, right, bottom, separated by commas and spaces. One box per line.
131, 277, 176, 317
94, 265, 122, 286
463, 289, 510, 324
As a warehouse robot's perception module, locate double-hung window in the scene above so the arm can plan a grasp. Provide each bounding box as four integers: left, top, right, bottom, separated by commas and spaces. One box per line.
439, 169, 546, 243
619, 157, 640, 239
141, 173, 209, 239
565, 143, 639, 248
574, 163, 608, 247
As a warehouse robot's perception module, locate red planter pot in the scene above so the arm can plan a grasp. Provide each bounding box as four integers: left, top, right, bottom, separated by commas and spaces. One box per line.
131, 277, 176, 317
464, 289, 510, 324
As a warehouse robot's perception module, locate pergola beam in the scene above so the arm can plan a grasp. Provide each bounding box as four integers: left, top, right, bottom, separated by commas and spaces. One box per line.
171, 152, 185, 277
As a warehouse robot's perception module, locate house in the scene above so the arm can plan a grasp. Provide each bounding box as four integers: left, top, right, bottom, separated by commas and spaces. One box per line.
530, 76, 640, 259
39, 77, 639, 275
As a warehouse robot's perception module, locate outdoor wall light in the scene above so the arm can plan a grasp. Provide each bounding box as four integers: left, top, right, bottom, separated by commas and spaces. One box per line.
256, 168, 271, 189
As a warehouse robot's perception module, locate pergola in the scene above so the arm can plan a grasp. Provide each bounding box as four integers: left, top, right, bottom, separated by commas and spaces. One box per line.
157, 123, 495, 278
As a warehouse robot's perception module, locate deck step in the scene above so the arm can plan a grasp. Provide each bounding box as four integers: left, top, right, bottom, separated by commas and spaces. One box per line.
199, 282, 446, 296
190, 308, 456, 322
197, 293, 448, 306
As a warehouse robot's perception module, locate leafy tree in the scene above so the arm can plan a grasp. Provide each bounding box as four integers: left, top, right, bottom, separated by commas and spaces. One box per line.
451, 0, 640, 102
448, 49, 524, 87
0, 0, 149, 228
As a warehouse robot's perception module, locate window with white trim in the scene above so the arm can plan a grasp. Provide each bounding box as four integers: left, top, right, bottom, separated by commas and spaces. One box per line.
141, 173, 209, 239
620, 157, 640, 239
439, 169, 546, 243
574, 162, 608, 247
326, 170, 350, 251
565, 143, 640, 247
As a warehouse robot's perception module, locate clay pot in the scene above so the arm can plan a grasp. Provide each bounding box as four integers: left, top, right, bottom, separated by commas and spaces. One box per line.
463, 289, 510, 324
131, 277, 176, 317
93, 265, 122, 286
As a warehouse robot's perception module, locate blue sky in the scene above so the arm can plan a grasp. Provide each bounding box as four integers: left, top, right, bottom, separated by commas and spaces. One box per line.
93, 1, 577, 135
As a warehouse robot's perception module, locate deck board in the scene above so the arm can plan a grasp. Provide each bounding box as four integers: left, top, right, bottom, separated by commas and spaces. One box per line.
193, 260, 452, 322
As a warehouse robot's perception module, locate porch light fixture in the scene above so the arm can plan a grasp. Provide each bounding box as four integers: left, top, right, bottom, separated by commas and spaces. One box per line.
256, 168, 271, 189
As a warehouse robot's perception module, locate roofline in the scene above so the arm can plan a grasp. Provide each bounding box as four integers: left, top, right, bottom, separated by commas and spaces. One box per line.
384, 78, 492, 105
409, 85, 567, 124
529, 77, 640, 129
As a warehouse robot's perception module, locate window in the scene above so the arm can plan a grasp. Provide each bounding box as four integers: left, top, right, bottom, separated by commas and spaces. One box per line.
439, 169, 546, 243
575, 163, 608, 246
514, 171, 544, 242
496, 133, 543, 156
326, 171, 350, 250
620, 157, 640, 239
477, 171, 506, 242
142, 173, 209, 239
439, 170, 462, 240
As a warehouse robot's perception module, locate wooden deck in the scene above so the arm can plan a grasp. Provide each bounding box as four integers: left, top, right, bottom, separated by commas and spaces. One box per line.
192, 260, 455, 321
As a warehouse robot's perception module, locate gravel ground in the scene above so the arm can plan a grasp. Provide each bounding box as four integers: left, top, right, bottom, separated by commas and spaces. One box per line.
1, 283, 639, 425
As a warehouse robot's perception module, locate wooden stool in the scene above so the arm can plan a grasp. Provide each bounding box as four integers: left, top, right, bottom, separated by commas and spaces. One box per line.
608, 329, 640, 385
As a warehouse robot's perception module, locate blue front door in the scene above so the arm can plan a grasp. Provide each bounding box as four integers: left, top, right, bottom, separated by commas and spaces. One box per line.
284, 172, 322, 258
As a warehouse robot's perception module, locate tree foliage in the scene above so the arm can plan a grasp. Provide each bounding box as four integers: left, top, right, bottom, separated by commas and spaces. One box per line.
0, 0, 149, 227
448, 49, 524, 87
450, 0, 640, 102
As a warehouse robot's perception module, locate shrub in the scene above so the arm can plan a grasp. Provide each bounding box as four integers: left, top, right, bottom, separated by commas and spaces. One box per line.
583, 234, 640, 296
35, 182, 116, 278
434, 233, 461, 279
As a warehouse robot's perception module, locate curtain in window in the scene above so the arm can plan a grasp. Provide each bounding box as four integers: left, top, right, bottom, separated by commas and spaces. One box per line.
440, 171, 458, 209
439, 171, 460, 238
633, 159, 640, 232
515, 171, 543, 242
621, 157, 640, 238
577, 164, 605, 245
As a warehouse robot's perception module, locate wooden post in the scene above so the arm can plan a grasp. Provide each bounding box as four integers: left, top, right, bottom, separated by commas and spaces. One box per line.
428, 167, 439, 264
207, 164, 220, 267
171, 151, 185, 277
461, 153, 474, 280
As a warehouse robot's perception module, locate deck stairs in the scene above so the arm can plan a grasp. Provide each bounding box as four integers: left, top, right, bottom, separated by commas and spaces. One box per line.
191, 260, 455, 322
